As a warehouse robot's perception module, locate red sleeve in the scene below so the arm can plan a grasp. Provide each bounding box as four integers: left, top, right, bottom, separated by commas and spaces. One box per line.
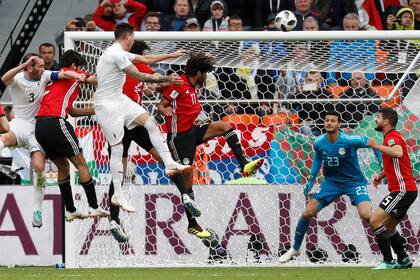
92, 5, 116, 31
127, 0, 148, 30
163, 85, 179, 101
136, 64, 154, 75
386, 133, 403, 147
0, 103, 5, 117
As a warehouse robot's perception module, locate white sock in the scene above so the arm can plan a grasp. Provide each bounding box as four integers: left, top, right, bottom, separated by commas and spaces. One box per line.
144, 117, 175, 167
34, 172, 46, 212
110, 144, 124, 195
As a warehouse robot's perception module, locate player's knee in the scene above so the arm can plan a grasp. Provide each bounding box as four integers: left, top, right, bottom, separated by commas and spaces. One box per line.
360, 212, 371, 222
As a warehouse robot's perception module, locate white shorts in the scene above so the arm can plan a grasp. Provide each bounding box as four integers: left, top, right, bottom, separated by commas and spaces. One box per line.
95, 95, 147, 146
9, 119, 43, 153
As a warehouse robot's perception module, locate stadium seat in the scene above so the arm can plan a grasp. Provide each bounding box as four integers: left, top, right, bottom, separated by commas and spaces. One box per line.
326, 86, 349, 98
372, 85, 401, 108
289, 112, 300, 132
262, 113, 288, 129
222, 114, 260, 125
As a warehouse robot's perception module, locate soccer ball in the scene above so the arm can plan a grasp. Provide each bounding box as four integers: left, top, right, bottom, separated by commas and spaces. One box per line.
275, 10, 297, 32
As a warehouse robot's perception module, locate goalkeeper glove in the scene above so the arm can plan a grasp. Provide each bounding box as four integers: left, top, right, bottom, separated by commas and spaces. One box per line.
304, 177, 315, 198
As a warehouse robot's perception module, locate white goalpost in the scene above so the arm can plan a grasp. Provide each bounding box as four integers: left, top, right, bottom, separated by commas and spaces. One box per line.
63, 31, 420, 268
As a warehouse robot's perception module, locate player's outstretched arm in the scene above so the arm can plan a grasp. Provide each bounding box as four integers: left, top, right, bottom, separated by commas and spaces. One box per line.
1, 56, 37, 86
58, 71, 86, 82
132, 49, 188, 65
123, 65, 183, 85
69, 106, 95, 117
367, 137, 403, 158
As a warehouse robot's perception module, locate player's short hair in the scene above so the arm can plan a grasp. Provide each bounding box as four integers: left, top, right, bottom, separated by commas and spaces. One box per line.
38, 42, 56, 53
22, 53, 41, 70
228, 15, 242, 24
114, 23, 134, 40
379, 107, 398, 127
59, 50, 87, 68
130, 41, 149, 55
324, 110, 341, 122
185, 52, 214, 76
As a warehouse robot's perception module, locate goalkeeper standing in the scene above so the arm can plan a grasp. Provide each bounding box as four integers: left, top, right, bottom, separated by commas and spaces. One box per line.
279, 111, 382, 263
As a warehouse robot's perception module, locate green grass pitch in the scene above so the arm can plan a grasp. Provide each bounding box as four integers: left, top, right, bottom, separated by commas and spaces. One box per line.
0, 267, 419, 280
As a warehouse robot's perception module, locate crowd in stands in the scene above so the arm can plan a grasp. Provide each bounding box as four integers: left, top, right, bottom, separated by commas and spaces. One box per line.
41, 0, 420, 136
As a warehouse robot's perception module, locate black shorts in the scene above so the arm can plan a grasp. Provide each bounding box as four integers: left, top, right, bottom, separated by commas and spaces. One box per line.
379, 191, 418, 220
35, 117, 82, 160
122, 125, 153, 157
167, 122, 210, 165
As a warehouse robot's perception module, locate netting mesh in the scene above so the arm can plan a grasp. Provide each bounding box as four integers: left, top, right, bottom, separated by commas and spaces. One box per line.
67, 37, 420, 268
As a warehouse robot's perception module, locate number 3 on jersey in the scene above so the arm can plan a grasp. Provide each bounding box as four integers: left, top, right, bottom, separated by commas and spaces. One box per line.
326, 156, 339, 166
28, 92, 35, 103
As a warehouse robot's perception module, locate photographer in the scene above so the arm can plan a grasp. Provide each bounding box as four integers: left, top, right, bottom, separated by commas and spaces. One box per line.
386, 7, 415, 30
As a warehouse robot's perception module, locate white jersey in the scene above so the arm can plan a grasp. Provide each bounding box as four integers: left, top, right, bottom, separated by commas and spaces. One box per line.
8, 71, 53, 123
95, 43, 135, 103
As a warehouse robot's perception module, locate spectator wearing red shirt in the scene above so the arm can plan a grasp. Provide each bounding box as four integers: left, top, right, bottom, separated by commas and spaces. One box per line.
370, 107, 417, 269
93, 0, 148, 31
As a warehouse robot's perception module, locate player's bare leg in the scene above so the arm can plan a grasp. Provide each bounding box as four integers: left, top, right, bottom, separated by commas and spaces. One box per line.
53, 158, 87, 222
69, 154, 109, 218
356, 201, 371, 222
279, 199, 320, 263
202, 121, 264, 176
370, 208, 407, 269
133, 112, 191, 176
31, 151, 46, 228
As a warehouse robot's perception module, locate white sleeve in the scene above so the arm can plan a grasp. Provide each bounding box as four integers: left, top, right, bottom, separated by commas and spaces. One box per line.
127, 52, 135, 61
114, 51, 134, 70
42, 70, 53, 82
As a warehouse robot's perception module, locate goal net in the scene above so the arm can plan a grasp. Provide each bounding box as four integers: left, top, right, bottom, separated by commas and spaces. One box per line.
64, 31, 420, 268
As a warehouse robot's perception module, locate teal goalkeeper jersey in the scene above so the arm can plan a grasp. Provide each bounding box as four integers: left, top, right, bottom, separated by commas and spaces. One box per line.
313, 132, 369, 186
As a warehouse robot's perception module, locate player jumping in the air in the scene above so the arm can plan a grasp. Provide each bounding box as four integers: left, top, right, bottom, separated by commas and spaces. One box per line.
35, 50, 110, 222
158, 52, 264, 239
279, 111, 382, 263
1, 53, 86, 228
369, 107, 417, 270
95, 23, 190, 213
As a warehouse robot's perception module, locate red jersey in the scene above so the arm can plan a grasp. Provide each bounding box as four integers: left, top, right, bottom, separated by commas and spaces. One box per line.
382, 129, 417, 193
123, 63, 154, 104
0, 102, 5, 116
36, 68, 90, 118
163, 75, 201, 133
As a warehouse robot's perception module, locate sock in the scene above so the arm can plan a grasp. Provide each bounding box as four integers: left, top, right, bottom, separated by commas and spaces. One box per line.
144, 116, 175, 167
34, 172, 46, 212
81, 178, 98, 209
108, 181, 120, 224
110, 143, 124, 195
170, 174, 188, 195
389, 231, 408, 263
374, 226, 394, 263
188, 190, 195, 200
224, 129, 247, 170
58, 177, 76, 213
0, 140, 4, 151
292, 217, 310, 251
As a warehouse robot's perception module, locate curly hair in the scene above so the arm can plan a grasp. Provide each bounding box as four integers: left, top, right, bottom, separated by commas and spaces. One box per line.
185, 52, 214, 76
